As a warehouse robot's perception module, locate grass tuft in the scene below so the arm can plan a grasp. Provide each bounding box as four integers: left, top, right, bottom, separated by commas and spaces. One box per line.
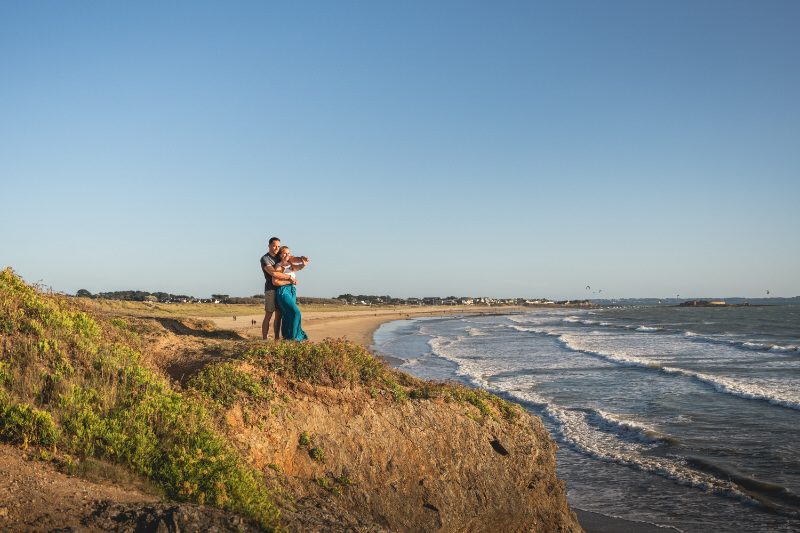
188, 362, 272, 408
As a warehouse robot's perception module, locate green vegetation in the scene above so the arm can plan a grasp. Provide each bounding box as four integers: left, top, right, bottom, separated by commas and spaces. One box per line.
0, 396, 59, 446
245, 339, 385, 387
315, 476, 341, 495
296, 431, 325, 463
309, 446, 325, 463
242, 337, 518, 420
0, 268, 278, 529
188, 362, 272, 408
315, 473, 353, 495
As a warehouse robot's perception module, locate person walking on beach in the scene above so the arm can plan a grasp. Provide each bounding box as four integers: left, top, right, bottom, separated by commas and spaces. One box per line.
260, 236, 295, 340
270, 245, 309, 341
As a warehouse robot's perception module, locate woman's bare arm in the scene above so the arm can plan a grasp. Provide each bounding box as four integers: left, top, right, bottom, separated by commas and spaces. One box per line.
288, 256, 309, 272
271, 265, 295, 286
266, 264, 294, 282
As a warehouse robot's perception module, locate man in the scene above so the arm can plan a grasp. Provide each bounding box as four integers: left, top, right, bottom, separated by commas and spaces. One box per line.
260, 237, 308, 340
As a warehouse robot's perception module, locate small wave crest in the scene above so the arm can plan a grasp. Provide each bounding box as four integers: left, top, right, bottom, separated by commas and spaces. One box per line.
684, 333, 800, 355
585, 409, 678, 445
563, 316, 600, 326
686, 456, 800, 514
557, 335, 800, 411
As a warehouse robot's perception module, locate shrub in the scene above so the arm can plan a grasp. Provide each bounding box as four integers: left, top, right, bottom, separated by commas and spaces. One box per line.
245, 338, 385, 387
0, 400, 59, 446
188, 362, 271, 408
309, 446, 325, 463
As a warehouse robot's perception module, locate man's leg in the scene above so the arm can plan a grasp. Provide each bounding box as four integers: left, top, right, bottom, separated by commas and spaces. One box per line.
263, 290, 279, 340
273, 308, 282, 340
262, 311, 272, 340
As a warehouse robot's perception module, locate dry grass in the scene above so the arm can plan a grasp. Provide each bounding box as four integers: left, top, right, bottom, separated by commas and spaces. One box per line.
80, 298, 385, 318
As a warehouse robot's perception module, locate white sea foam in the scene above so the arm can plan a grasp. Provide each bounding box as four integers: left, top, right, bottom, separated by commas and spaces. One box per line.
498, 387, 755, 505
556, 334, 800, 410
557, 334, 658, 368
636, 326, 662, 332
507, 324, 545, 334
770, 344, 799, 352
682, 332, 800, 354
586, 409, 677, 445
465, 327, 489, 337
428, 336, 503, 388
675, 369, 800, 410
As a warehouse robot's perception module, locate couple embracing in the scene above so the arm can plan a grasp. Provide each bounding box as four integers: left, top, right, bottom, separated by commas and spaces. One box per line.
260, 236, 309, 341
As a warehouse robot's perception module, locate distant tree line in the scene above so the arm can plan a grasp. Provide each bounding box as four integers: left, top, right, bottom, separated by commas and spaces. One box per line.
336, 294, 394, 304
76, 289, 201, 303
74, 290, 339, 306
297, 296, 342, 305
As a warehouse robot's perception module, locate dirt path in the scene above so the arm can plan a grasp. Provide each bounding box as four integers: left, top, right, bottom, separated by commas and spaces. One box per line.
0, 429, 262, 532
0, 444, 154, 531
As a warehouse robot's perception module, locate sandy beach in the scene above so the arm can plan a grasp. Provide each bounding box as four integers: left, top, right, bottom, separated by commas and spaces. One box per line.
199, 305, 525, 348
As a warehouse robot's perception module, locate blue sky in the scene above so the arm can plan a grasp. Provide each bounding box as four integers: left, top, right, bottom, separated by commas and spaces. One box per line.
1, 1, 798, 299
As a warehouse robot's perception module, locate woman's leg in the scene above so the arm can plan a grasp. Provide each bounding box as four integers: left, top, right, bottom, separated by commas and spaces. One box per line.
277, 286, 307, 341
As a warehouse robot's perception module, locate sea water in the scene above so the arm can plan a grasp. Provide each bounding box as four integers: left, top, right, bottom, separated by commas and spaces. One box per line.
372, 305, 800, 532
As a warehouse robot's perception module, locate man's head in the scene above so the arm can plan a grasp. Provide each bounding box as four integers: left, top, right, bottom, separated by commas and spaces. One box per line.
268, 237, 281, 256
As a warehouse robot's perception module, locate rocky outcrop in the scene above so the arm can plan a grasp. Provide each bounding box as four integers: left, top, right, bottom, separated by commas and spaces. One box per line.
229, 382, 582, 532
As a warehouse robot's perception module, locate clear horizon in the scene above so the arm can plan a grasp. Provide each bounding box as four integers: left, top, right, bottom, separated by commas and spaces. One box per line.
2, 1, 798, 299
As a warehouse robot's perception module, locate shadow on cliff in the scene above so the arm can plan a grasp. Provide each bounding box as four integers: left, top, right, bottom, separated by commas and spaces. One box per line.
152, 317, 245, 340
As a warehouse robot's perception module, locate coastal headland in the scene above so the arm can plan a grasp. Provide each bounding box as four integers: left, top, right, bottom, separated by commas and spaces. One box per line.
0, 271, 582, 531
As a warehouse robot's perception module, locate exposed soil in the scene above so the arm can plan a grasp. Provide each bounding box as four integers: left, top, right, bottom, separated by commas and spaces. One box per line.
0, 444, 260, 532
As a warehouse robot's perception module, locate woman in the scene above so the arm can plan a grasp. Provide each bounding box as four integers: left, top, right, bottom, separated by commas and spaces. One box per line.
271, 246, 309, 341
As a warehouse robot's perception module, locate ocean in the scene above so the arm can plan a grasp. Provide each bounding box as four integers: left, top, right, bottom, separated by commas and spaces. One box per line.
372, 305, 800, 532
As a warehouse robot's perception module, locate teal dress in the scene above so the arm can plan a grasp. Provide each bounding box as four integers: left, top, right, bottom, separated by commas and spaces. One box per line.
276, 284, 308, 341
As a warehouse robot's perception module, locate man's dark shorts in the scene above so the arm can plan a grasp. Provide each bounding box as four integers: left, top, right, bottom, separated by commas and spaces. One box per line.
264, 290, 277, 312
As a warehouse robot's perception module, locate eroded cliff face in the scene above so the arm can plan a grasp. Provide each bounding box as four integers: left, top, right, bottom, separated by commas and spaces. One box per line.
227, 381, 582, 532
